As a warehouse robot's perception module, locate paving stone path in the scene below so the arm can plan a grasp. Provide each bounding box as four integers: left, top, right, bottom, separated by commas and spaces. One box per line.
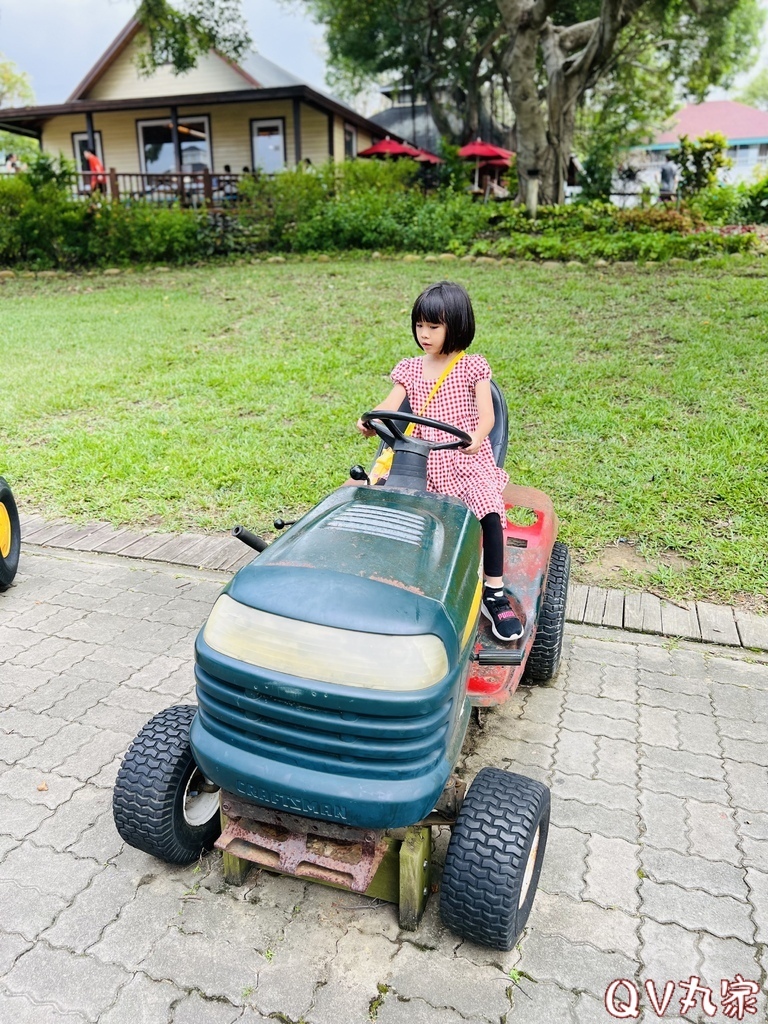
2, 543, 768, 1024
18, 513, 768, 654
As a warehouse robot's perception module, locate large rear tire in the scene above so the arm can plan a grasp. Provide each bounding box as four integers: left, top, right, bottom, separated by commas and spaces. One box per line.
113, 705, 221, 864
0, 478, 21, 590
439, 767, 550, 950
523, 541, 570, 684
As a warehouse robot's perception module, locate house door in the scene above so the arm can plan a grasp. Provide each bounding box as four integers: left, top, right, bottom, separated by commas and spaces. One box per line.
251, 119, 285, 173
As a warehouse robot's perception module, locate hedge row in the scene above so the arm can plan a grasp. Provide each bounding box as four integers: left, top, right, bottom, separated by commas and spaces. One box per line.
0, 159, 759, 269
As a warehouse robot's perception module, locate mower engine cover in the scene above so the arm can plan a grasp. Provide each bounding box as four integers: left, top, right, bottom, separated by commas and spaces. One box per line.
192, 485, 483, 829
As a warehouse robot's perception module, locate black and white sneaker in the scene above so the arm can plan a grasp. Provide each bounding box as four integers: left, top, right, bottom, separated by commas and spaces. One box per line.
481, 588, 524, 642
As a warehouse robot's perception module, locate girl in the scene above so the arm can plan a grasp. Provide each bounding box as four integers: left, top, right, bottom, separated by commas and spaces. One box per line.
357, 281, 523, 642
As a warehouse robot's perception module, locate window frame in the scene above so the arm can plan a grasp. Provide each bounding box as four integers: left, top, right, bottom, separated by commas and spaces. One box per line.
250, 117, 287, 173
71, 131, 104, 172
344, 122, 357, 160
135, 114, 213, 175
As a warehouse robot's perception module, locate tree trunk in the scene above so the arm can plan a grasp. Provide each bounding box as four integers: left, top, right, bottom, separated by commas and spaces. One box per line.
503, 18, 554, 204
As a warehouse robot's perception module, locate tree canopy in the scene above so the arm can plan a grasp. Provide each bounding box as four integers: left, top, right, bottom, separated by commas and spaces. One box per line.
0, 53, 34, 108
302, 0, 764, 202
736, 65, 768, 110
127, 0, 764, 203
134, 0, 251, 74
1, 54, 39, 162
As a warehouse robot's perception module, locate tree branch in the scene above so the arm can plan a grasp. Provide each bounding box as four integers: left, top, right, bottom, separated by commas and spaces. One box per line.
557, 18, 599, 54
566, 0, 650, 84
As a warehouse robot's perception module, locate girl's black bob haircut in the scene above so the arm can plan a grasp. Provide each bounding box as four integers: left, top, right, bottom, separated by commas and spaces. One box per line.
411, 281, 475, 354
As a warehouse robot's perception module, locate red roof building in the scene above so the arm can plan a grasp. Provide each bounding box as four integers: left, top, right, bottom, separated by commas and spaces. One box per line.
654, 100, 768, 147
639, 100, 768, 184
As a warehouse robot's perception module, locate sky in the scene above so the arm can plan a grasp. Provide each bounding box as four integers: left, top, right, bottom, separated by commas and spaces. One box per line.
0, 0, 331, 105
1, 0, 767, 110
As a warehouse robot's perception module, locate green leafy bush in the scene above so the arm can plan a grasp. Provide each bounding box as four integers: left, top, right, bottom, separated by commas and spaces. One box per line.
236, 161, 490, 254
473, 201, 755, 261
743, 172, 768, 224
669, 132, 732, 198
687, 182, 750, 226
0, 156, 759, 268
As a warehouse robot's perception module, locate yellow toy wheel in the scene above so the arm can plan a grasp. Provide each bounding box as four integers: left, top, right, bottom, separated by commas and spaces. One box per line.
0, 478, 21, 589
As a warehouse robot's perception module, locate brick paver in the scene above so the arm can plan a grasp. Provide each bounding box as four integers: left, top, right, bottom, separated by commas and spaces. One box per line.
2, 544, 768, 1023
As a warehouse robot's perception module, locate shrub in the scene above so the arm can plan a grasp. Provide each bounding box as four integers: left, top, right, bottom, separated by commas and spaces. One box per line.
237, 161, 492, 254
472, 199, 756, 261
743, 172, 768, 224
669, 133, 731, 198
0, 154, 759, 269
687, 182, 751, 226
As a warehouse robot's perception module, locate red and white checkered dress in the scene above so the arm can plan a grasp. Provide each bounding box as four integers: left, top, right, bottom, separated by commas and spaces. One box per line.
391, 354, 509, 521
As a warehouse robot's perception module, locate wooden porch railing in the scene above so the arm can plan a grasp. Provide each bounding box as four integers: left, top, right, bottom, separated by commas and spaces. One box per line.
72, 168, 249, 208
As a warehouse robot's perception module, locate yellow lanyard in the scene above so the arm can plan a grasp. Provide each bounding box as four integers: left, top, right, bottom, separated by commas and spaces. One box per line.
405, 351, 465, 434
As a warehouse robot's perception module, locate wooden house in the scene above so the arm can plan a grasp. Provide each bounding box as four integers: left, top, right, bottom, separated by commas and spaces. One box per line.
0, 18, 390, 180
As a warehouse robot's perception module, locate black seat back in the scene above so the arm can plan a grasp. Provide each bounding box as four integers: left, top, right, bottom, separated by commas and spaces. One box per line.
488, 379, 509, 469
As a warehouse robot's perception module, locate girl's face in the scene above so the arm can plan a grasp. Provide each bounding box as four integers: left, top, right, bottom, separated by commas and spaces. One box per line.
415, 320, 447, 354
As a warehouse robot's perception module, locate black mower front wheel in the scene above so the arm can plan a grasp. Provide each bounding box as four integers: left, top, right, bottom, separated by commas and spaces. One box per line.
524, 540, 570, 684
113, 705, 221, 864
0, 478, 21, 590
440, 767, 550, 950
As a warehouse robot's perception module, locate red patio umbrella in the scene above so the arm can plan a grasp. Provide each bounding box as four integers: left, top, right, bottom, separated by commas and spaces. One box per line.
413, 148, 445, 164
459, 139, 513, 188
458, 139, 513, 160
358, 136, 421, 158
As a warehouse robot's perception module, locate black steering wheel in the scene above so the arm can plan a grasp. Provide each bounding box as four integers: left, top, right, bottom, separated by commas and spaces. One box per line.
361, 410, 471, 451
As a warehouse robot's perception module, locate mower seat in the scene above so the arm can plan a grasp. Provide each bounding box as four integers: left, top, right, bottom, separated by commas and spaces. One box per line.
374, 378, 509, 469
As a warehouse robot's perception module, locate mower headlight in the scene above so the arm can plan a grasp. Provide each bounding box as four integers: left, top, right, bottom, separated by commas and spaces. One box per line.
203, 594, 448, 691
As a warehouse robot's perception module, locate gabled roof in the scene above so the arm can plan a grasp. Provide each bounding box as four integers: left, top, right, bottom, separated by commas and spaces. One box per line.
0, 19, 399, 144
61, 16, 364, 123
239, 52, 306, 89
67, 18, 259, 101
653, 100, 768, 146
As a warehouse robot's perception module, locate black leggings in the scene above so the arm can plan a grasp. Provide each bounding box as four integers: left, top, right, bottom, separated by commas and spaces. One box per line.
481, 513, 504, 579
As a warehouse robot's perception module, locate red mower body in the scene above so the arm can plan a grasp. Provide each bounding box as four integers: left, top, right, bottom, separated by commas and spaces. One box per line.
468, 482, 559, 707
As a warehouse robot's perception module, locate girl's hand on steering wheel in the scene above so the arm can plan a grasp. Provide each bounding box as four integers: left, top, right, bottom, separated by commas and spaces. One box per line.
356, 418, 376, 438
462, 432, 483, 455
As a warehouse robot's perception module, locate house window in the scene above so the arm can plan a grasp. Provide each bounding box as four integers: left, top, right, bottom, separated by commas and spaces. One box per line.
137, 116, 211, 174
251, 119, 285, 173
344, 123, 357, 160
72, 132, 104, 172
727, 144, 755, 167
759, 143, 768, 163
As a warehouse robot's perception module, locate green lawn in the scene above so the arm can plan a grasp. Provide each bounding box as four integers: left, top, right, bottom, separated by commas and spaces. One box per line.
2, 257, 767, 607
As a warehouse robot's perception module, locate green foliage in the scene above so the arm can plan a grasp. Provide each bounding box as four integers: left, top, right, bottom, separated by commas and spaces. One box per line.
19, 151, 77, 192
670, 132, 732, 198
575, 29, 679, 193
735, 66, 768, 111
434, 140, 475, 192
304, 0, 763, 151
579, 143, 615, 201
236, 158, 489, 253
0, 160, 759, 269
0, 173, 212, 269
744, 172, 768, 224
473, 201, 756, 261
134, 0, 251, 75
687, 182, 751, 225
680, 170, 768, 226
0, 51, 34, 106
1, 52, 39, 168
0, 132, 39, 167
